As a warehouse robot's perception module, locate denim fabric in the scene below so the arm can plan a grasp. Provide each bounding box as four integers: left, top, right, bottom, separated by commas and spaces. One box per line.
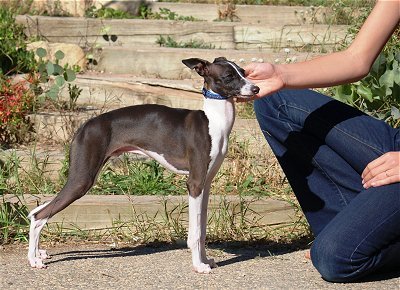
254, 89, 400, 282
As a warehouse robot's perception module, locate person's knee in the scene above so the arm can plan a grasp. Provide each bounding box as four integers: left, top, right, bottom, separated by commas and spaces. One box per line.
311, 235, 368, 283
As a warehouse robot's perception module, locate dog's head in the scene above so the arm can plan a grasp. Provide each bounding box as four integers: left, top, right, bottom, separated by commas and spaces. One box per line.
182, 57, 259, 99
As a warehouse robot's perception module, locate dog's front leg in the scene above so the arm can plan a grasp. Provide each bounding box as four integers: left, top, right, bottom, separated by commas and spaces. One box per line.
199, 182, 217, 268
188, 190, 212, 273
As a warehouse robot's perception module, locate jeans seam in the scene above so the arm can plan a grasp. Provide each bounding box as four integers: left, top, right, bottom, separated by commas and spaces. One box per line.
311, 156, 349, 207
349, 208, 400, 272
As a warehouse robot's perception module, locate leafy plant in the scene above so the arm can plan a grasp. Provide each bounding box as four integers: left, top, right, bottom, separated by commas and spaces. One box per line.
0, 6, 36, 75
85, 5, 135, 19
333, 3, 400, 128
334, 51, 400, 127
34, 47, 81, 109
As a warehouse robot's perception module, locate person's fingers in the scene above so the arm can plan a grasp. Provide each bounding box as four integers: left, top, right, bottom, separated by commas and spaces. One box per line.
362, 152, 400, 188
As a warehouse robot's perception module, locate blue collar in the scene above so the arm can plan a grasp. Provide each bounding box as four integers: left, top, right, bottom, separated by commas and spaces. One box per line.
202, 87, 230, 100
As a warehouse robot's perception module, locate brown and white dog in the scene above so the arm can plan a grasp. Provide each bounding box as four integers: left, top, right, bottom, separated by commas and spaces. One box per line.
27, 57, 259, 273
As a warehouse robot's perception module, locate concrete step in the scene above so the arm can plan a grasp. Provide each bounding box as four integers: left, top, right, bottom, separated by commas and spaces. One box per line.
4, 194, 297, 230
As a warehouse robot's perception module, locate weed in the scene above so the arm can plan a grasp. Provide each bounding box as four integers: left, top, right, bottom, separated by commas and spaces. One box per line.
0, 195, 29, 244
156, 35, 215, 49
216, 3, 240, 22
141, 7, 201, 21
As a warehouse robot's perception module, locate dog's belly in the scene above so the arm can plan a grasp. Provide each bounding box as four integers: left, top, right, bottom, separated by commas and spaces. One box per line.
112, 146, 190, 175
132, 149, 190, 175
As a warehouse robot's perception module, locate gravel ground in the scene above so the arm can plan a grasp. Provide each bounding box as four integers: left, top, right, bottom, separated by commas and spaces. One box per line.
1, 242, 399, 289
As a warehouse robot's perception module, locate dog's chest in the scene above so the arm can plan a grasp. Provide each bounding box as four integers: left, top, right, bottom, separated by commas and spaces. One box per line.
203, 99, 235, 170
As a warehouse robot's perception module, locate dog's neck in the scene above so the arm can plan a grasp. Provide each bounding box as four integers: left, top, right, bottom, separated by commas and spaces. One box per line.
202, 87, 235, 138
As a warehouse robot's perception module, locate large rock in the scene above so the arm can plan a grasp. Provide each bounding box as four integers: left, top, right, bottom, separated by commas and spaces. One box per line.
27, 41, 87, 70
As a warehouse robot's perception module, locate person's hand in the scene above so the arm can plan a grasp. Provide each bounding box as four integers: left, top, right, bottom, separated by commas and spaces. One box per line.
361, 152, 400, 189
238, 62, 285, 102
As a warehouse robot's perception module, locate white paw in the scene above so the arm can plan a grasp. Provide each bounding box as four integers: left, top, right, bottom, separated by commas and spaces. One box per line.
193, 263, 212, 274
39, 249, 50, 259
29, 257, 47, 269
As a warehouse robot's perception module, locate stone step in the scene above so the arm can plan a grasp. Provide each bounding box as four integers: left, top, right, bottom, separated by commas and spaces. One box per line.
16, 14, 348, 52
93, 46, 318, 77
26, 1, 331, 25
61, 72, 204, 109
4, 194, 297, 230
148, 2, 329, 25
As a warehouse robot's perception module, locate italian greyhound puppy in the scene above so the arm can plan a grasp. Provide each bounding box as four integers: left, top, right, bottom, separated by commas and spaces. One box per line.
27, 57, 259, 273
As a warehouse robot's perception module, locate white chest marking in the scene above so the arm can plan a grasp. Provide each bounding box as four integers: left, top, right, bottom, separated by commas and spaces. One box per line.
203, 98, 235, 172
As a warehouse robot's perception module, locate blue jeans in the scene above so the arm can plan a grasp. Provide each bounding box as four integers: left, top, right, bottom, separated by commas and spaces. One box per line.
254, 89, 400, 282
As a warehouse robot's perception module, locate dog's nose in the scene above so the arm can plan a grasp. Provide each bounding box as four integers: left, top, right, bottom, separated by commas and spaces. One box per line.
252, 86, 260, 95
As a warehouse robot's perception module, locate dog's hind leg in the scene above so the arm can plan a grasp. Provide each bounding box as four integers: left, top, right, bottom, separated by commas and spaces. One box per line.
28, 123, 109, 268
27, 202, 50, 268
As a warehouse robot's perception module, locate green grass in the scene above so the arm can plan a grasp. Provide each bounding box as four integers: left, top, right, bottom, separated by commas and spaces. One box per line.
92, 157, 186, 196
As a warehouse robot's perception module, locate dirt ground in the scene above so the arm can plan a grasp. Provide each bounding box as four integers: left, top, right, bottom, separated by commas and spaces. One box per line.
1, 242, 399, 289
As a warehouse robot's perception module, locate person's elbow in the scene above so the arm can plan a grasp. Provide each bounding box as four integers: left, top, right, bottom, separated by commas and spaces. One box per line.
355, 60, 372, 80
346, 47, 374, 82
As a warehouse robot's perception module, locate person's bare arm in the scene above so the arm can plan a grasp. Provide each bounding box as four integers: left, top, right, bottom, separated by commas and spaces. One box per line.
245, 0, 400, 97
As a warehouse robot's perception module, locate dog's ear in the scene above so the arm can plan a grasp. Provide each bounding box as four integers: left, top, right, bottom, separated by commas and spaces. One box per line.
213, 57, 227, 63
182, 58, 210, 76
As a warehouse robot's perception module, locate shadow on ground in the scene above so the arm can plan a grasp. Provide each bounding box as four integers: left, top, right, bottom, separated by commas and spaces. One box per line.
46, 235, 313, 267
45, 235, 400, 283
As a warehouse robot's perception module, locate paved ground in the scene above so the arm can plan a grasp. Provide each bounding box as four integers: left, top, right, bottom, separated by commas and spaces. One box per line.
1, 242, 399, 289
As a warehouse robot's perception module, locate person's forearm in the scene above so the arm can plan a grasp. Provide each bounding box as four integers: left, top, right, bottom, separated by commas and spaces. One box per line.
275, 49, 367, 89
275, 0, 399, 89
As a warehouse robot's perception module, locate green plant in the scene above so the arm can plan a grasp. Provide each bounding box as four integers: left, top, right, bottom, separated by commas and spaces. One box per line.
156, 35, 215, 49
85, 5, 135, 19
334, 51, 400, 128
333, 3, 400, 128
34, 47, 81, 109
0, 6, 36, 75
